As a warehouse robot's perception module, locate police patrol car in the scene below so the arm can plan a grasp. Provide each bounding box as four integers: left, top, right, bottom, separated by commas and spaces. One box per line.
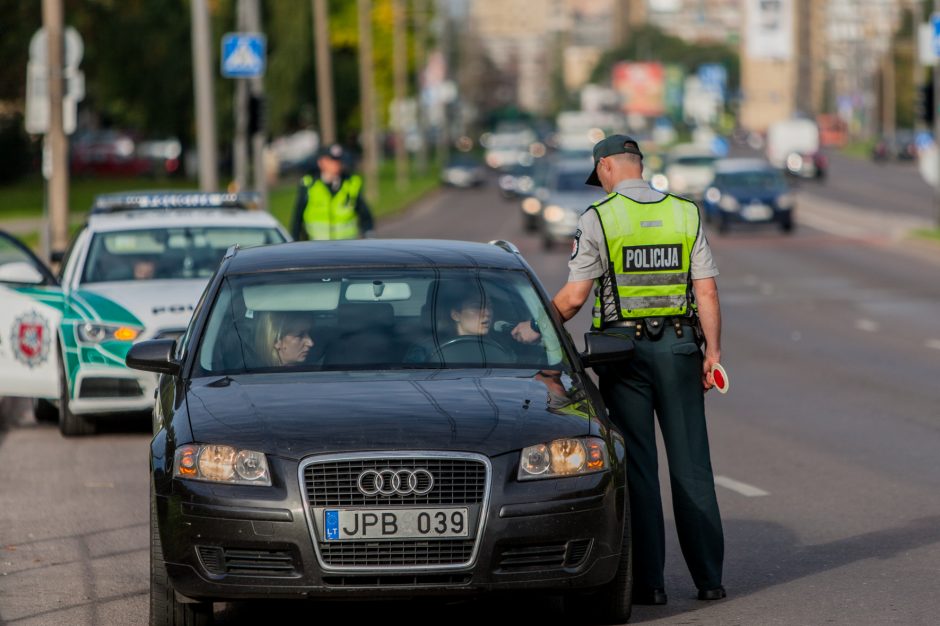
0, 192, 289, 436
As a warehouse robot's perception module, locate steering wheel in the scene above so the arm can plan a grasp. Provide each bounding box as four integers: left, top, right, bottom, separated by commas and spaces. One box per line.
427, 336, 515, 363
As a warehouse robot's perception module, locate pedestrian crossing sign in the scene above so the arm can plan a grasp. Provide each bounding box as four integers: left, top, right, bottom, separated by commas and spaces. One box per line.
221, 33, 266, 78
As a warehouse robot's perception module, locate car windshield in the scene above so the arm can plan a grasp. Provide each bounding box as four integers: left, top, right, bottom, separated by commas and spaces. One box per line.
194, 268, 568, 375
715, 171, 786, 190
82, 226, 285, 283
553, 171, 589, 191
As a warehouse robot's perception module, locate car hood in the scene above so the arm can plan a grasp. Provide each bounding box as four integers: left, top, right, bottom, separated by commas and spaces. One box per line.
185, 370, 598, 459
79, 279, 207, 335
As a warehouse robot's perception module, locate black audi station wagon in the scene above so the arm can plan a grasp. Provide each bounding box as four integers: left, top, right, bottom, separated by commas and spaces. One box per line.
128, 239, 635, 624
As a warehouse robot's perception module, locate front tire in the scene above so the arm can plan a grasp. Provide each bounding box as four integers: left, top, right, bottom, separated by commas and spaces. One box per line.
58, 353, 94, 437
151, 484, 213, 625
565, 500, 633, 624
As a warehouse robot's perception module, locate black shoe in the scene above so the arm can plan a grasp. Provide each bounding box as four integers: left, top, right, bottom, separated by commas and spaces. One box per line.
633, 587, 667, 605
697, 586, 726, 601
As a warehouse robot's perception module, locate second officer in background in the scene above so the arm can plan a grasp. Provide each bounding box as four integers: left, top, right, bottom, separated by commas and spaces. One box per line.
290, 143, 374, 240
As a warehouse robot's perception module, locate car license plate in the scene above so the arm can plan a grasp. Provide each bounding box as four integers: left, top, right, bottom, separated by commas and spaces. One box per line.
742, 203, 772, 221
324, 508, 470, 541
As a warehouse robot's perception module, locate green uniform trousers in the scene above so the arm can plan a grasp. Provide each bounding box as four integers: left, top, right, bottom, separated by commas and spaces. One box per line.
597, 328, 724, 592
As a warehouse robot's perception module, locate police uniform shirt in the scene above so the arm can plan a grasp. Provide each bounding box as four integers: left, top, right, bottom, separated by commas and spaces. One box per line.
568, 178, 718, 322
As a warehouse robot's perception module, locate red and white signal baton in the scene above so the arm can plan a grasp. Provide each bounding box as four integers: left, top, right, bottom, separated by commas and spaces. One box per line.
710, 363, 729, 394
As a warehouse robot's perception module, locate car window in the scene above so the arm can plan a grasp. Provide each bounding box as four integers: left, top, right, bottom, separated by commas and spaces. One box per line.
81, 226, 285, 283
194, 268, 568, 375
553, 171, 589, 192
716, 171, 786, 189
671, 156, 715, 167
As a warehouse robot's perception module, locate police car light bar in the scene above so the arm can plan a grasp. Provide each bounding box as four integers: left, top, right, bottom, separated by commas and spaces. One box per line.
91, 191, 263, 214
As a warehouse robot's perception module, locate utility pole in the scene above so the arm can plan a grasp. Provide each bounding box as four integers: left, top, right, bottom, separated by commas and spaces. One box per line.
244, 0, 267, 203
412, 0, 429, 174
914, 0, 924, 133
357, 0, 380, 204
42, 0, 68, 256
191, 0, 219, 191
392, 0, 409, 190
882, 43, 895, 142
313, 0, 337, 146
233, 0, 249, 191
436, 3, 451, 167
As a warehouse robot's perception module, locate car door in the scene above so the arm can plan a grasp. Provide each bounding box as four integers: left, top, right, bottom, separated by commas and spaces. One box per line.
0, 231, 64, 398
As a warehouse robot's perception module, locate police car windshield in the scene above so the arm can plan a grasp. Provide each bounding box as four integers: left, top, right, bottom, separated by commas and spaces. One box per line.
82, 227, 285, 284
194, 268, 568, 375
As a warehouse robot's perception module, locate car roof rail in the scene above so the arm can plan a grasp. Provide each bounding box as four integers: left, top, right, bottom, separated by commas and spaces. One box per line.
90, 191, 264, 214
488, 240, 520, 255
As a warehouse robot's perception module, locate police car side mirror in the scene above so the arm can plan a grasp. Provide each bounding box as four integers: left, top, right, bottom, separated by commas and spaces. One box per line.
579, 332, 635, 368
126, 339, 181, 376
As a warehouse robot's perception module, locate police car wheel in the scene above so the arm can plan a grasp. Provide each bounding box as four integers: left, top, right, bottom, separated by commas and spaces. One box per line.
57, 352, 94, 437
150, 483, 213, 626
32, 398, 58, 423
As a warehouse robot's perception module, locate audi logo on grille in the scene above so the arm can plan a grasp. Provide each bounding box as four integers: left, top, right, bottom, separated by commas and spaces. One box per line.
357, 469, 435, 496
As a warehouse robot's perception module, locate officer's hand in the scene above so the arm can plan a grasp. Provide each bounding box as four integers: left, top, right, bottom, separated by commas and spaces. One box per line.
511, 321, 541, 344
702, 353, 719, 392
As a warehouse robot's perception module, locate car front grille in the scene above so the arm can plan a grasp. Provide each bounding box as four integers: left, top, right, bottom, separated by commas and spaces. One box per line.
319, 539, 476, 567
301, 454, 490, 570
196, 546, 297, 577
322, 573, 472, 587
78, 377, 143, 398
304, 458, 486, 507
496, 539, 593, 572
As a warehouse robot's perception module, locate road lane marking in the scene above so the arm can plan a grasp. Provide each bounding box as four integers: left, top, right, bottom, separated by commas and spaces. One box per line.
926, 339, 940, 351
855, 319, 879, 332
714, 475, 769, 497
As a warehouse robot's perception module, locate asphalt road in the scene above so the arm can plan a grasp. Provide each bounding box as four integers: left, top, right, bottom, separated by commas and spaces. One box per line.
2, 167, 940, 625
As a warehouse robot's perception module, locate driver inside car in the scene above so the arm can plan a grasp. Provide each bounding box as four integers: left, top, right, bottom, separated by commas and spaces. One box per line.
405, 289, 532, 365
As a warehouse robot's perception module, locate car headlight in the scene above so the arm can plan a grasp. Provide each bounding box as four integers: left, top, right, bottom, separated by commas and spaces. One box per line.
786, 153, 804, 172
522, 197, 542, 215
651, 173, 669, 192
543, 204, 565, 223
76, 323, 140, 344
517, 176, 534, 192
718, 195, 740, 212
518, 436, 608, 480
777, 192, 796, 209
704, 186, 721, 204
174, 444, 271, 486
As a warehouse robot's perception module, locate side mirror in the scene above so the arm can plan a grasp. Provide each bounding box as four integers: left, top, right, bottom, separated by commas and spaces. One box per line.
579, 332, 635, 369
126, 339, 180, 376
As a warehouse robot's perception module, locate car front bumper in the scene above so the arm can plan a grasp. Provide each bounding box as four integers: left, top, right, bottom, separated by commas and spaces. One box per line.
68, 364, 157, 415
155, 453, 625, 601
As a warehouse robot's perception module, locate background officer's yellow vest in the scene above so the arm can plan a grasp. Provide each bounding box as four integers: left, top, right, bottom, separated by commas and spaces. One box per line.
593, 193, 699, 327
302, 175, 362, 240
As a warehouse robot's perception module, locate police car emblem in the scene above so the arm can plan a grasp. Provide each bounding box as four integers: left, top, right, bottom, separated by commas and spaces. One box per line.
571, 229, 582, 260
10, 310, 51, 368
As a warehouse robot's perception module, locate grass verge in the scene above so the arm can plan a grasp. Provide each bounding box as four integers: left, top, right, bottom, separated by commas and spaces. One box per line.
840, 140, 876, 160
913, 228, 940, 241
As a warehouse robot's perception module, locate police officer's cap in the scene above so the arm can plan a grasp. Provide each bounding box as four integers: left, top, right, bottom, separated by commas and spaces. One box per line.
317, 143, 345, 161
585, 134, 643, 187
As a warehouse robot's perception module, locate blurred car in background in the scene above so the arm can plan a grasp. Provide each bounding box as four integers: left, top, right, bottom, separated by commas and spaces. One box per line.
652, 146, 717, 200
535, 160, 605, 250
270, 129, 319, 177
482, 125, 536, 170
70, 130, 151, 177
767, 118, 826, 180
137, 138, 183, 177
441, 155, 486, 188
702, 159, 796, 235
872, 130, 917, 162
497, 162, 536, 199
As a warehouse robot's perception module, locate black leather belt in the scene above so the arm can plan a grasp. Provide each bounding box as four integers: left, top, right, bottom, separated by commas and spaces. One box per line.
602, 317, 697, 329
601, 316, 699, 340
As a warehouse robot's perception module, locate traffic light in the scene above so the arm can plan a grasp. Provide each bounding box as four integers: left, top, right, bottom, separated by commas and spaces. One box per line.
916, 79, 935, 126
248, 95, 266, 136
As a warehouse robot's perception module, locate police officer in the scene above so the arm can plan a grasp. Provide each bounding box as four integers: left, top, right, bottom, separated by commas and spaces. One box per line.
290, 143, 374, 241
551, 135, 726, 605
